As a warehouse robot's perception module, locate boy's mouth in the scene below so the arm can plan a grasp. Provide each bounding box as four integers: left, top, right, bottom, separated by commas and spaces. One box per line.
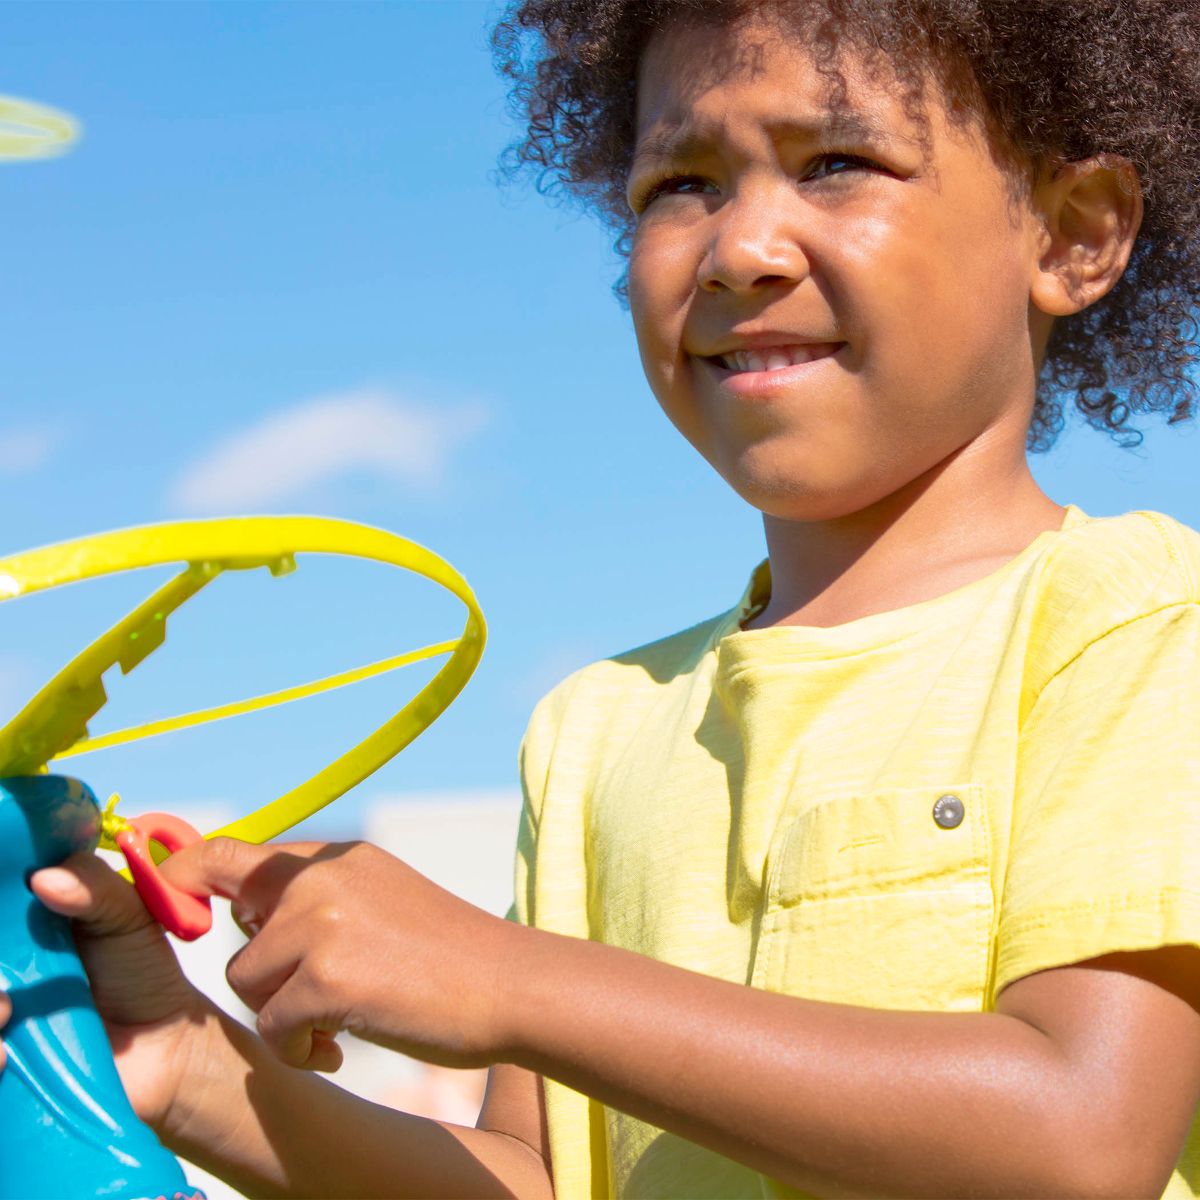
704, 343, 845, 373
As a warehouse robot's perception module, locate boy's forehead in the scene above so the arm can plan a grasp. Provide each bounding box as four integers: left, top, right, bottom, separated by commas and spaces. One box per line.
629, 17, 1004, 184
634, 17, 929, 153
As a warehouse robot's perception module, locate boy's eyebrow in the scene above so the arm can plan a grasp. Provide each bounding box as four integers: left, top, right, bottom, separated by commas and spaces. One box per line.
630, 111, 917, 170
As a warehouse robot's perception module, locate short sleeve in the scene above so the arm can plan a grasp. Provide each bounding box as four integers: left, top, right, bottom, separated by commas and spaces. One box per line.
504, 676, 576, 929
505, 734, 540, 927
994, 601, 1200, 1000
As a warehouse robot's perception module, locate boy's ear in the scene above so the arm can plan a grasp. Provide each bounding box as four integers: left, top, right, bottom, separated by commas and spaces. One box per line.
1029, 153, 1144, 318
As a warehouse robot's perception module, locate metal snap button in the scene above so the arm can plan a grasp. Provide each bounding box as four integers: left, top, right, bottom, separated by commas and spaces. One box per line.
932, 793, 965, 829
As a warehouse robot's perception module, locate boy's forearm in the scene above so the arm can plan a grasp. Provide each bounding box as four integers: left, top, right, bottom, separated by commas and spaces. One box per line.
504, 928, 1110, 1199
164, 1003, 552, 1200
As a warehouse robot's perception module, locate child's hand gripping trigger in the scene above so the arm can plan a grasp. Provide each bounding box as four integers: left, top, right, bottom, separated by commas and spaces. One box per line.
103, 797, 213, 941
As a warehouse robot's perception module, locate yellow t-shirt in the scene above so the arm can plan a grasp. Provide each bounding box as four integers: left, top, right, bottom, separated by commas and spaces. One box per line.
509, 503, 1200, 1199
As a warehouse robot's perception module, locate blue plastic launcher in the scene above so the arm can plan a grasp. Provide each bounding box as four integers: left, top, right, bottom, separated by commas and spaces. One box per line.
0, 774, 205, 1200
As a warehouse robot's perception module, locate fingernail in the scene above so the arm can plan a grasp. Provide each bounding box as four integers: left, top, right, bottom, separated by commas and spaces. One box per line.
32, 868, 79, 895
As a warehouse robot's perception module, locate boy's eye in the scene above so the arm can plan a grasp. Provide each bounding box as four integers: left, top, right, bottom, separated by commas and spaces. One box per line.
632, 152, 884, 214
806, 152, 882, 180
635, 174, 714, 210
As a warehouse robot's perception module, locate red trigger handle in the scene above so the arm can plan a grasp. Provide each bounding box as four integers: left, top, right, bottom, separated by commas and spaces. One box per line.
115, 813, 213, 941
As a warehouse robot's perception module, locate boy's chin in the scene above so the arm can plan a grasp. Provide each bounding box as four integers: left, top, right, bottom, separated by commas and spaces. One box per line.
707, 453, 813, 517
716, 462, 875, 525
722, 477, 826, 523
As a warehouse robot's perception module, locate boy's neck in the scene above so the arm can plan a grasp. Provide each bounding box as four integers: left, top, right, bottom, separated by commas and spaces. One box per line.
743, 488, 1068, 632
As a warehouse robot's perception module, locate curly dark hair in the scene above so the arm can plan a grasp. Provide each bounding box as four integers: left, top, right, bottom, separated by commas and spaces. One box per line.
489, 0, 1200, 454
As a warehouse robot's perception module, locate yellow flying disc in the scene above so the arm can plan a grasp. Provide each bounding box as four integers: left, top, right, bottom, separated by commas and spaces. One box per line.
0, 517, 485, 850
0, 96, 80, 160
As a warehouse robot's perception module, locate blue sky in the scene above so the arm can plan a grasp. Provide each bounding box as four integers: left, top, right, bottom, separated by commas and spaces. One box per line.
2, 0, 1197, 838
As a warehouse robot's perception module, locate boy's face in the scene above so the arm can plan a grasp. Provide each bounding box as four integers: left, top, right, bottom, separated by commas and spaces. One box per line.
626, 13, 1055, 525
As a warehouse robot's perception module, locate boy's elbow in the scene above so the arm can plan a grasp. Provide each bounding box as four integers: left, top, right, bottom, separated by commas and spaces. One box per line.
1047, 1120, 1174, 1200
1093, 1152, 1175, 1200
1067, 1160, 1172, 1200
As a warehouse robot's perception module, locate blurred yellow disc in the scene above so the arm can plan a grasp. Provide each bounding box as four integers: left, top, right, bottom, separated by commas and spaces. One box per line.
0, 95, 80, 160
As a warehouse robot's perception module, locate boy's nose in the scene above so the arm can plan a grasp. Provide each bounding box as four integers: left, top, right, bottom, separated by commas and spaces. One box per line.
696, 192, 811, 295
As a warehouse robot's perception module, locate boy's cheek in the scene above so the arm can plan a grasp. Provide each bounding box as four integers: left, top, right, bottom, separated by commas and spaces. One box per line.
631, 333, 678, 404
628, 253, 690, 341
631, 297, 692, 372
627, 283, 660, 354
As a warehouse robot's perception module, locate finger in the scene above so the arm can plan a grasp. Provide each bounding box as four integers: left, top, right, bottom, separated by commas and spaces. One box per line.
224, 897, 328, 1014
225, 928, 302, 1015
0, 990, 9, 1070
158, 838, 329, 915
255, 971, 347, 1071
309, 1029, 344, 1074
30, 853, 158, 938
230, 901, 263, 940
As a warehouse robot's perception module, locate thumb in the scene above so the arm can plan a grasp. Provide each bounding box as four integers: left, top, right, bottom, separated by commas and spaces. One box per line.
31, 852, 157, 937
157, 837, 327, 916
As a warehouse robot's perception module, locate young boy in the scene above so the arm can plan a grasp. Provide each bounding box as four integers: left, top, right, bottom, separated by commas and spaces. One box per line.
5, 1, 1200, 1195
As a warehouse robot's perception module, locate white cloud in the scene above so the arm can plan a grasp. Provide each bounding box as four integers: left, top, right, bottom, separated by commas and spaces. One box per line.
167, 386, 490, 513
0, 425, 60, 474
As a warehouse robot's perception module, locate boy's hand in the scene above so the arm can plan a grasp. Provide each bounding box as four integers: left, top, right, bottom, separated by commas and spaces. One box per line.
159, 838, 525, 1072
0, 853, 212, 1131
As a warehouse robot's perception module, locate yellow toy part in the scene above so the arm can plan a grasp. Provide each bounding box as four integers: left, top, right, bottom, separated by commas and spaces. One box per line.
0, 95, 80, 159
0, 517, 485, 851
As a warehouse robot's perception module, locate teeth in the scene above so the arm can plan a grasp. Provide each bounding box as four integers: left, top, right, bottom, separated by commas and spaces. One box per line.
722, 345, 833, 372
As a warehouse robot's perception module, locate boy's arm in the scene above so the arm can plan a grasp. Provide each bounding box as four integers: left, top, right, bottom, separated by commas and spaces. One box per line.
158, 838, 1199, 1196
167, 1003, 553, 1200
505, 929, 1200, 1198
476, 1062, 552, 1179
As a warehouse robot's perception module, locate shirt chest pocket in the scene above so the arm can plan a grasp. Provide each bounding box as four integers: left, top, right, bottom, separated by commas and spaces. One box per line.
755, 784, 994, 1012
